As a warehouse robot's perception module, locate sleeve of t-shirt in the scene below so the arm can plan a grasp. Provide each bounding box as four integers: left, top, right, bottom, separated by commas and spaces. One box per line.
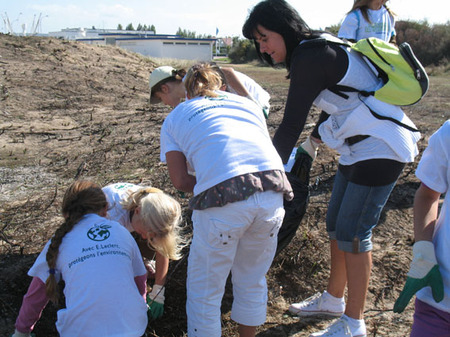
338, 11, 358, 41
160, 116, 182, 163
390, 14, 396, 38
28, 241, 62, 284
128, 233, 147, 278
134, 274, 147, 299
416, 121, 450, 194
235, 71, 271, 110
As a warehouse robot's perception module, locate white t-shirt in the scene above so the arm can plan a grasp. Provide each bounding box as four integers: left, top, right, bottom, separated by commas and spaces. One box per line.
29, 213, 148, 336
415, 120, 450, 313
231, 71, 271, 114
338, 7, 395, 42
160, 91, 284, 196
102, 183, 140, 232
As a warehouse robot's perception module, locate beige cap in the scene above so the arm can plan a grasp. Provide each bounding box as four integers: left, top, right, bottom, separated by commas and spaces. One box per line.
149, 66, 177, 104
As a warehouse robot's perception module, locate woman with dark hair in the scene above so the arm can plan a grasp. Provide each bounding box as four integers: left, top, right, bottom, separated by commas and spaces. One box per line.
243, 1, 420, 336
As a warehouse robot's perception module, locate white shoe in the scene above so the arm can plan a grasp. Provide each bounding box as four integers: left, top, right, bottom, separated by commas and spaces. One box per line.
289, 292, 345, 317
309, 317, 367, 337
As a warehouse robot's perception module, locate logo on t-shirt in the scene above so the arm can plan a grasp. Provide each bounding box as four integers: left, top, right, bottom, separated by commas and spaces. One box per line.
87, 224, 111, 241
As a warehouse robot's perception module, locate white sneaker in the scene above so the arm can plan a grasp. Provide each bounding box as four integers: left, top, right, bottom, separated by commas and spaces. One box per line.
309, 317, 367, 337
289, 292, 345, 317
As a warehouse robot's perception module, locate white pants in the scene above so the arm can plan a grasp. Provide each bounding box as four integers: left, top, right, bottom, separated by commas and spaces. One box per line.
186, 190, 284, 337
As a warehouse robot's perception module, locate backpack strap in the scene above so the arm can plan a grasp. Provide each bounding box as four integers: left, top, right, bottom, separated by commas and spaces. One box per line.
364, 103, 420, 132
299, 35, 350, 49
299, 36, 420, 133
328, 85, 375, 100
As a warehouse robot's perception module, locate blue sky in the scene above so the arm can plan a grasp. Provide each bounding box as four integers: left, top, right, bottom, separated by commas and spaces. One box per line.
1, 0, 448, 37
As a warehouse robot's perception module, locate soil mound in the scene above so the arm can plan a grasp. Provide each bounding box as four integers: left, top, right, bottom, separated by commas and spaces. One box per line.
1, 33, 448, 336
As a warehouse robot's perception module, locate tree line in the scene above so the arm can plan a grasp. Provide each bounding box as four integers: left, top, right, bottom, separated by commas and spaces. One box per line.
115, 24, 212, 38
117, 23, 156, 32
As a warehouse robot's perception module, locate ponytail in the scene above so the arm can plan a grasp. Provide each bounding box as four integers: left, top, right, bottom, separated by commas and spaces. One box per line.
184, 63, 224, 99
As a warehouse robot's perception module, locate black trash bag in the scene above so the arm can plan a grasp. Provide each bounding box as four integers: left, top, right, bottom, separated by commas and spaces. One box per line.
275, 151, 312, 256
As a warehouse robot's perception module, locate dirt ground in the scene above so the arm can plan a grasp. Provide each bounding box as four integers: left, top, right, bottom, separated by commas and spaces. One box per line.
1, 34, 449, 337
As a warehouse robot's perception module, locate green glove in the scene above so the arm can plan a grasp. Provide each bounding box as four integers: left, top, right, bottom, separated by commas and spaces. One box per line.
394, 241, 444, 313
147, 284, 165, 320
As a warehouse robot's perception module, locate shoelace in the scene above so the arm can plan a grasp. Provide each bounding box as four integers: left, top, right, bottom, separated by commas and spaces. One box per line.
324, 319, 351, 336
303, 293, 323, 308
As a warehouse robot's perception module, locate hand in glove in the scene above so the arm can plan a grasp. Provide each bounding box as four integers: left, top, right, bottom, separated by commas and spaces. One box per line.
394, 241, 444, 313
147, 284, 165, 320
297, 136, 320, 160
290, 137, 319, 185
11, 330, 35, 337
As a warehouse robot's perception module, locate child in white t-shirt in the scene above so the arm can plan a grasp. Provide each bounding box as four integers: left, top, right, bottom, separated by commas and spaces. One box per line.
338, 0, 396, 43
12, 180, 148, 337
160, 62, 292, 337
394, 120, 449, 336
149, 63, 271, 117
102, 182, 185, 320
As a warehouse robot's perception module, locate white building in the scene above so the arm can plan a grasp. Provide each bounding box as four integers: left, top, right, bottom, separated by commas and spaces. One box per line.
48, 28, 216, 61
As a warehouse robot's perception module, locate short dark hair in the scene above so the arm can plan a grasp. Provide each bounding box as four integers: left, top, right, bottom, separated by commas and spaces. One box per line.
242, 0, 312, 70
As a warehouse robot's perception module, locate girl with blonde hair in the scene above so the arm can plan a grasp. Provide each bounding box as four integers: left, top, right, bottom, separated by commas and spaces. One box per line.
102, 182, 184, 320
149, 63, 271, 118
12, 180, 148, 337
338, 0, 397, 43
160, 62, 292, 337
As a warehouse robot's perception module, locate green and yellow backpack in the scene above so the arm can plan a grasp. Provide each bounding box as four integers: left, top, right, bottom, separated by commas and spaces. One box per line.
333, 37, 429, 106
301, 35, 428, 131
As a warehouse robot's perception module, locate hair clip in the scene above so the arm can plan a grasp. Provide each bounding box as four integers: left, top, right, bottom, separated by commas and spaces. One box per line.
49, 268, 56, 275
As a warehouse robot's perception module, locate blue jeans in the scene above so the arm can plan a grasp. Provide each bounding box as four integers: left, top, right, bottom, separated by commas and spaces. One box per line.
326, 169, 397, 253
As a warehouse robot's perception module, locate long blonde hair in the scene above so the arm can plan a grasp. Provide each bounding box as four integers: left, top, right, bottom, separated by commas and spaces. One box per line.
184, 62, 224, 99
120, 187, 184, 260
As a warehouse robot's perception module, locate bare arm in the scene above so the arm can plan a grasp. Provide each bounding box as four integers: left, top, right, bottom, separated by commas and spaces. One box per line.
220, 67, 250, 97
165, 151, 196, 193
413, 183, 440, 242
154, 251, 169, 286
